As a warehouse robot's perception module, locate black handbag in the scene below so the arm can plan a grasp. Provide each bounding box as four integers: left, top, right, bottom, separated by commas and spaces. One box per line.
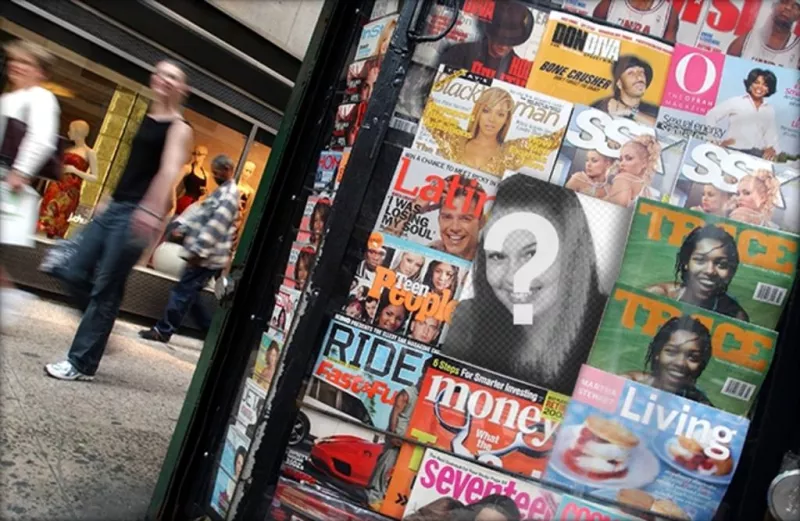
0, 107, 67, 181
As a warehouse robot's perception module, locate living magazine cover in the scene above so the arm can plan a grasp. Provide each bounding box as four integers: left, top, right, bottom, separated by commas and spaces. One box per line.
374, 148, 500, 261
670, 138, 800, 234
545, 365, 750, 521
551, 104, 687, 208
390, 0, 550, 137
270, 285, 301, 335
616, 198, 800, 330
440, 175, 632, 395
347, 231, 472, 345
283, 240, 317, 291
402, 449, 562, 521
355, 14, 398, 61
378, 354, 569, 518
413, 65, 572, 181
526, 11, 672, 128
656, 44, 800, 162
587, 282, 777, 417
253, 329, 284, 392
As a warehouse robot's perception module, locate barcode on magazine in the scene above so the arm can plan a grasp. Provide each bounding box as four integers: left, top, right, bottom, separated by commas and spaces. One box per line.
721, 377, 756, 401
753, 282, 787, 306
389, 116, 418, 135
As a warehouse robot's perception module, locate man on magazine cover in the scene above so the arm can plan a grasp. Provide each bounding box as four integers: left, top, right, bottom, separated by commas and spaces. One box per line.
354, 236, 387, 288
728, 0, 800, 69
591, 0, 681, 41
439, 1, 534, 83
591, 55, 659, 126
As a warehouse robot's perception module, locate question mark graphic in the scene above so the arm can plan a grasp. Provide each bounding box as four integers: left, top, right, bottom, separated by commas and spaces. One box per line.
484, 212, 560, 325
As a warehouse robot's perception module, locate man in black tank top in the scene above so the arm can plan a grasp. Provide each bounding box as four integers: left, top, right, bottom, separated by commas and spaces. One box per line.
46, 61, 194, 381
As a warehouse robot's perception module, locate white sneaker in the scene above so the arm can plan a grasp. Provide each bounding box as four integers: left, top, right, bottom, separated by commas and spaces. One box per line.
44, 360, 93, 381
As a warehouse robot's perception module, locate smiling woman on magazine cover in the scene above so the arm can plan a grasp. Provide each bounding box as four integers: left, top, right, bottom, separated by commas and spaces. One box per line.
442, 175, 604, 394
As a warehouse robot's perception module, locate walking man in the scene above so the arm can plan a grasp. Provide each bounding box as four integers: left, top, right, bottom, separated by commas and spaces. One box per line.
139, 154, 240, 343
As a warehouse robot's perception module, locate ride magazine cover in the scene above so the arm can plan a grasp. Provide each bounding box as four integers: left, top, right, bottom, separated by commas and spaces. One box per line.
670, 138, 800, 234
545, 365, 749, 521
551, 104, 687, 208
617, 198, 800, 330
390, 0, 550, 137
374, 148, 499, 261
378, 354, 569, 518
656, 44, 800, 161
413, 65, 572, 181
526, 11, 672, 128
587, 283, 777, 417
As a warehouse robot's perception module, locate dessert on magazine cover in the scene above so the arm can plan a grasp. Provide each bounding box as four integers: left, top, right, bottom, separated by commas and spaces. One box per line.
657, 44, 800, 162
355, 14, 398, 61
402, 449, 562, 521
282, 315, 430, 505
526, 11, 672, 128
441, 175, 631, 395
588, 283, 777, 416
347, 231, 471, 345
283, 240, 317, 291
617, 198, 800, 330
671, 138, 800, 234
546, 365, 750, 521
269, 478, 389, 521
374, 148, 499, 261
379, 354, 569, 518
391, 0, 550, 136
551, 104, 686, 208
270, 285, 301, 334
413, 65, 572, 180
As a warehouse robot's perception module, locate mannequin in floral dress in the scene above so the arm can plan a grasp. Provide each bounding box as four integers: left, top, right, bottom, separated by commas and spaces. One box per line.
38, 120, 97, 238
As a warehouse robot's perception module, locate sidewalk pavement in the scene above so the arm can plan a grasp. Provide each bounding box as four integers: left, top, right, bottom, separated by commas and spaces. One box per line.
1, 293, 203, 521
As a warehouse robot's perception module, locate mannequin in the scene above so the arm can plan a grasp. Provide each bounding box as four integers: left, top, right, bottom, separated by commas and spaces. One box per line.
38, 120, 98, 238
175, 144, 209, 215
238, 160, 256, 212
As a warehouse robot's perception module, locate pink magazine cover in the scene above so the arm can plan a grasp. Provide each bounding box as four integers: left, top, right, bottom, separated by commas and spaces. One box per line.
297, 194, 333, 248
282, 241, 317, 291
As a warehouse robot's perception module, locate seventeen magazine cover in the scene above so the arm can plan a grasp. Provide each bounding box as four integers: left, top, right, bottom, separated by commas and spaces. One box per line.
315, 151, 342, 193
282, 240, 316, 291
270, 285, 301, 335
441, 175, 632, 395
378, 354, 568, 519
588, 283, 777, 416
546, 365, 749, 521
617, 198, 800, 330
694, 0, 800, 68
374, 148, 499, 260
656, 44, 800, 161
413, 65, 572, 180
526, 11, 672, 128
283, 315, 430, 504
390, 0, 550, 137
355, 14, 398, 61
268, 478, 388, 521
402, 449, 562, 520
671, 138, 800, 234
551, 104, 687, 207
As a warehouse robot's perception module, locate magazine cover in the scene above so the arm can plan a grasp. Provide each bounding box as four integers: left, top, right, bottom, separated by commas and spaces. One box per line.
283, 240, 317, 291
253, 329, 283, 392
390, 0, 550, 137
526, 11, 672, 128
374, 148, 500, 260
413, 65, 572, 181
329, 103, 365, 150
378, 354, 569, 518
269, 478, 389, 521
560, 0, 682, 41
441, 175, 632, 395
336, 148, 350, 192
346, 56, 383, 105
220, 423, 250, 483
695, 1, 800, 68
546, 365, 749, 521
551, 104, 686, 207
315, 151, 342, 193
588, 283, 777, 416
617, 198, 800, 330
671, 139, 800, 234
297, 193, 333, 248
236, 377, 266, 439
347, 231, 472, 345
554, 494, 643, 521
656, 44, 800, 162
270, 285, 301, 334
355, 14, 398, 61
209, 466, 236, 518
370, 0, 400, 21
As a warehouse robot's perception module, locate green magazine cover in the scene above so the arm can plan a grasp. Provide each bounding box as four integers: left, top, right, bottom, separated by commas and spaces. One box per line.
618, 199, 799, 330
587, 283, 777, 417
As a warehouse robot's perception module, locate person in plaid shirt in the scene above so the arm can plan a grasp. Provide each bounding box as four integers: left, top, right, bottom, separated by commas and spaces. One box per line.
139, 154, 240, 342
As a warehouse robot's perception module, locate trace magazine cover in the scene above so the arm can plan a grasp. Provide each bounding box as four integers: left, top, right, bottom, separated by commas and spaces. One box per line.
413, 65, 572, 181
617, 198, 800, 331
526, 11, 672, 128
545, 365, 750, 521
670, 138, 800, 234
551, 104, 687, 208
378, 354, 569, 519
656, 44, 800, 161
374, 148, 499, 261
587, 283, 777, 417
347, 231, 472, 346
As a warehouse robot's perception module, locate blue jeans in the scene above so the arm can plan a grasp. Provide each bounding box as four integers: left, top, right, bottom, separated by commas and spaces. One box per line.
154, 265, 217, 338
62, 201, 147, 375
